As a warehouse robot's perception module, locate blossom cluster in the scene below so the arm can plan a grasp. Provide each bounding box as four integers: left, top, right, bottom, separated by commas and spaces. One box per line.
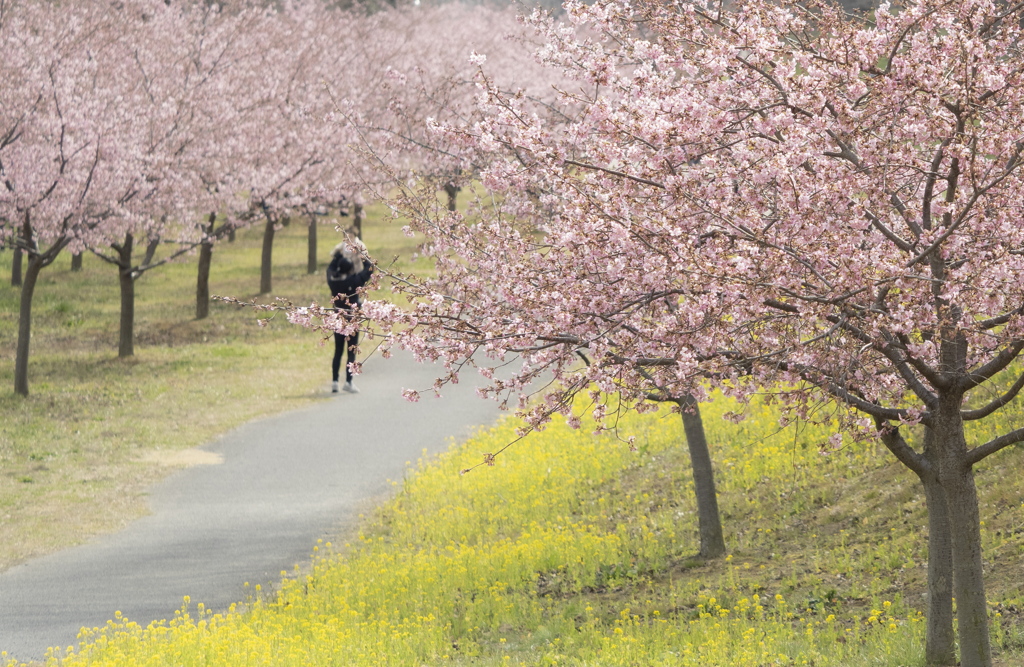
364, 0, 1024, 438
0, 0, 547, 256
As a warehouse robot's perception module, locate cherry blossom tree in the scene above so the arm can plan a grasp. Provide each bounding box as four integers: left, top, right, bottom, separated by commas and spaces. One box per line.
139, 1, 268, 322
4, 0, 299, 364
288, 0, 1024, 664
342, 3, 569, 212
82, 1, 339, 347
227, 1, 367, 297
0, 0, 33, 290
83, 0, 272, 349
0, 0, 147, 392
289, 0, 731, 561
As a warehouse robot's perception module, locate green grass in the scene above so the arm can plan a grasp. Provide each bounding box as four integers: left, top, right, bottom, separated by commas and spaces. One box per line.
2, 199, 1023, 666
13, 395, 1021, 666
0, 206, 425, 570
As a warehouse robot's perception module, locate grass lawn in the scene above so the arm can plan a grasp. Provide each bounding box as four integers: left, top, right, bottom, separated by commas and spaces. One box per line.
0, 205, 426, 571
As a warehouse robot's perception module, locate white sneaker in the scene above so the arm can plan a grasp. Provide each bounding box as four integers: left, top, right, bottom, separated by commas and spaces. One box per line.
331, 380, 339, 393
342, 381, 360, 394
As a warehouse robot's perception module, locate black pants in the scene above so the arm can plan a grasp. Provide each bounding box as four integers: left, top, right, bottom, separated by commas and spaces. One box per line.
332, 331, 359, 383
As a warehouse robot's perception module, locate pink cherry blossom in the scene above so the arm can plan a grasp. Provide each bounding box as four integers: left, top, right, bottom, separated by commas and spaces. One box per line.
327, 1, 1024, 663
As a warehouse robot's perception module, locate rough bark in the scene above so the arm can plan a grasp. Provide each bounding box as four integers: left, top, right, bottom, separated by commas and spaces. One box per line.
196, 212, 216, 320
12, 211, 67, 395
921, 260, 991, 665
444, 182, 460, 212
116, 233, 135, 358
877, 422, 957, 665
142, 237, 160, 266
934, 393, 992, 667
260, 214, 275, 294
918, 428, 956, 666
11, 245, 22, 286
944, 465, 991, 666
352, 202, 363, 240
14, 255, 43, 396
71, 252, 82, 271
307, 214, 317, 274
677, 395, 727, 559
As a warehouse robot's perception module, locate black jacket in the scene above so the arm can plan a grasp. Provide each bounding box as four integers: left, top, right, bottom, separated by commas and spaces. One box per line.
327, 255, 372, 309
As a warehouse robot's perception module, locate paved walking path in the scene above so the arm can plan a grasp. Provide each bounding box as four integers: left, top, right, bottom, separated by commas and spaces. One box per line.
0, 352, 504, 661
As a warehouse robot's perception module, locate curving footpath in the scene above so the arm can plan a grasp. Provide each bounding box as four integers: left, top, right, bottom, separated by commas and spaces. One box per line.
0, 351, 504, 661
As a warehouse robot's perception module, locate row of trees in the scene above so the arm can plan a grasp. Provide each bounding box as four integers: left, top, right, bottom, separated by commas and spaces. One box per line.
0, 0, 550, 395
8, 0, 1020, 664
284, 1, 1024, 665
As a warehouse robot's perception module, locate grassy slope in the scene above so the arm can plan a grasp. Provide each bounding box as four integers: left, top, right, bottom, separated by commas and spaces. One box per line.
18, 397, 1023, 667
0, 208, 425, 571
2, 205, 1022, 666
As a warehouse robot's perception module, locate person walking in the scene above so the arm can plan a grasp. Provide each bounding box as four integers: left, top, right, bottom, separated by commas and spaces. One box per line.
326, 235, 373, 393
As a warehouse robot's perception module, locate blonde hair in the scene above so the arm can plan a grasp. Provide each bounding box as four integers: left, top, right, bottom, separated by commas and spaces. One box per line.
331, 235, 364, 277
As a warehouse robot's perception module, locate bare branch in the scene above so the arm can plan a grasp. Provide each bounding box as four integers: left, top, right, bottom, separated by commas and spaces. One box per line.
966, 427, 1024, 465
962, 370, 1024, 421
821, 378, 916, 422
960, 341, 1024, 391
864, 211, 912, 252
920, 139, 951, 232
873, 417, 928, 476
562, 159, 665, 189
977, 304, 1024, 331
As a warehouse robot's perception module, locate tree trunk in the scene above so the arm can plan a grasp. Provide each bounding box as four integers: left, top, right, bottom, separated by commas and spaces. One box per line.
945, 468, 990, 667
117, 233, 135, 358
307, 214, 317, 274
71, 252, 82, 271
142, 237, 160, 266
228, 227, 235, 243
934, 396, 992, 667
196, 212, 216, 320
11, 245, 22, 287
352, 202, 363, 240
678, 396, 726, 559
917, 426, 956, 666
260, 214, 275, 294
14, 255, 44, 396
921, 475, 955, 665
444, 182, 460, 212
